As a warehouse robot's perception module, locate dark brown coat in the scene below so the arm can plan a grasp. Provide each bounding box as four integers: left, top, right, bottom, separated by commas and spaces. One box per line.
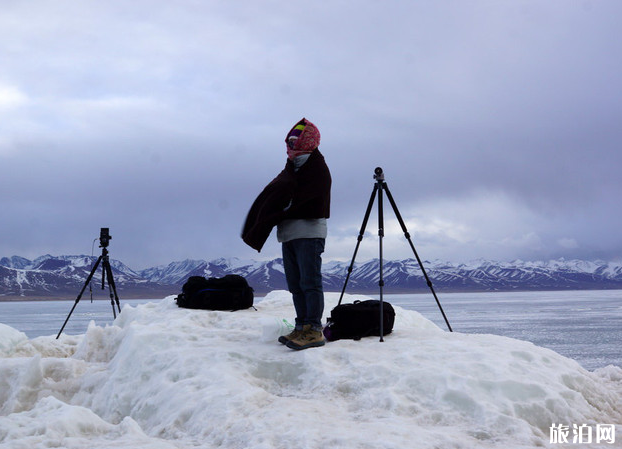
241, 149, 331, 252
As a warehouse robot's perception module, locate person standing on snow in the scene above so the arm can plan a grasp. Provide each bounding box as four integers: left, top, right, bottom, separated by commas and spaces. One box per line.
242, 118, 331, 350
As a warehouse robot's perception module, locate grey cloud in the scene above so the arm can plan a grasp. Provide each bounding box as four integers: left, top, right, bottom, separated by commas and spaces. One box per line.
1, 1, 621, 268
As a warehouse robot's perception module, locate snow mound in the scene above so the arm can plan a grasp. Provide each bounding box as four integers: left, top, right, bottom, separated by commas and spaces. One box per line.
0, 291, 620, 449
0, 324, 28, 357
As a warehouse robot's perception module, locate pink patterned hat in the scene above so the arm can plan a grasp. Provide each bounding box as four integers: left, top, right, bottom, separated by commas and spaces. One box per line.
285, 118, 320, 159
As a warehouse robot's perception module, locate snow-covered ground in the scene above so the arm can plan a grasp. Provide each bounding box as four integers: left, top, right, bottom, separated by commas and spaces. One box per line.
1, 292, 621, 448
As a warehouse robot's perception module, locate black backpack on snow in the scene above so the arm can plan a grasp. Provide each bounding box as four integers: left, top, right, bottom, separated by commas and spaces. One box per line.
176, 275, 254, 311
323, 299, 395, 341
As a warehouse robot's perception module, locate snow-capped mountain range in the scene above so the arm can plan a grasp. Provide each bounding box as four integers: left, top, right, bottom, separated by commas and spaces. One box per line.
1, 254, 622, 299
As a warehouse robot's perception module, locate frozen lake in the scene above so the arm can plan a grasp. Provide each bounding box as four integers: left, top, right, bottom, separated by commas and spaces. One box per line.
0, 289, 620, 371
378, 289, 622, 371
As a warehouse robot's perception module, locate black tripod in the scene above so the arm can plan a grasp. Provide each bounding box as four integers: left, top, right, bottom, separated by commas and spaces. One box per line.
338, 168, 453, 338
56, 228, 121, 339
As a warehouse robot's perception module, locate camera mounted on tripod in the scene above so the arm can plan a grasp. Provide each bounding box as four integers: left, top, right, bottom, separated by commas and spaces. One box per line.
338, 167, 453, 334
57, 227, 121, 339
373, 167, 384, 181
99, 228, 111, 248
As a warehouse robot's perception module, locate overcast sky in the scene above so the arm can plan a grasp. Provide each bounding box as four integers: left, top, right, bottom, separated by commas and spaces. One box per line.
1, 1, 621, 269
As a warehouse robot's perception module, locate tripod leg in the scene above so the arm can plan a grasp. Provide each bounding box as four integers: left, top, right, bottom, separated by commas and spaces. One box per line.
377, 181, 385, 342
103, 259, 122, 318
338, 184, 378, 306
57, 255, 103, 339
383, 183, 453, 332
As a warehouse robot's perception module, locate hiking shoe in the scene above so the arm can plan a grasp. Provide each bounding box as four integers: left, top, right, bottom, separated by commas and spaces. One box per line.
286, 327, 325, 350
278, 324, 311, 345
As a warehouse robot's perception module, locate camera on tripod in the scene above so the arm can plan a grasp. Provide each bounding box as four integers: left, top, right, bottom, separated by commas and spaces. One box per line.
373, 167, 384, 181
338, 167, 453, 335
57, 227, 121, 339
99, 227, 111, 248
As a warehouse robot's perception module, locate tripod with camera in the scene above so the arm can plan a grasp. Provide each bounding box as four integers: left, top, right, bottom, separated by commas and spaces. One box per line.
338, 168, 453, 338
56, 228, 122, 339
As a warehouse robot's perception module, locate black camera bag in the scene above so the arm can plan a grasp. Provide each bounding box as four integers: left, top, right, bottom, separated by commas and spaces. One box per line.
176, 275, 254, 311
323, 299, 395, 341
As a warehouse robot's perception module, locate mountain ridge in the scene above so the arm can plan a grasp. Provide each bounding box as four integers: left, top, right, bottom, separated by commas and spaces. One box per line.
1, 254, 622, 300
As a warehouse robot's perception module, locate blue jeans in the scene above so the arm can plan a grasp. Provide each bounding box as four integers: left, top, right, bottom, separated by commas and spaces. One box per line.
282, 238, 325, 330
